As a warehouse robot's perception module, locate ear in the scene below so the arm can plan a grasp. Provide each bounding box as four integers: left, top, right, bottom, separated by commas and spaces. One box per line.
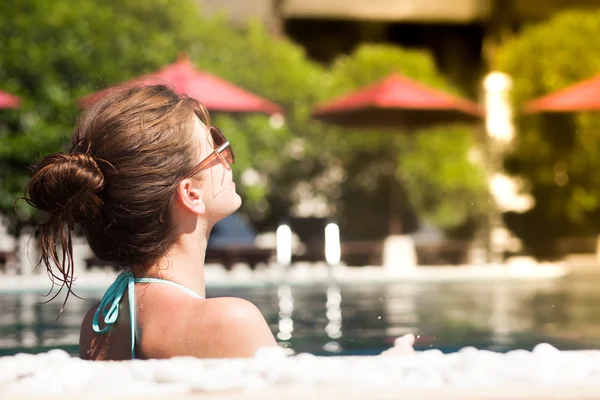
176, 178, 205, 215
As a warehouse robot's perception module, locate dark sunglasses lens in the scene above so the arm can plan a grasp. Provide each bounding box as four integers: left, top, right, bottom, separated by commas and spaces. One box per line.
211, 127, 235, 164
210, 127, 225, 146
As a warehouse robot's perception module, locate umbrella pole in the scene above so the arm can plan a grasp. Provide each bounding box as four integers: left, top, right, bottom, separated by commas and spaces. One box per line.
382, 145, 417, 272
388, 144, 402, 235
389, 173, 402, 235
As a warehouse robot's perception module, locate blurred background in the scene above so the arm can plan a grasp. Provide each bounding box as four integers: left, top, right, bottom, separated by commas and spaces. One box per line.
2, 0, 600, 356
4, 0, 600, 264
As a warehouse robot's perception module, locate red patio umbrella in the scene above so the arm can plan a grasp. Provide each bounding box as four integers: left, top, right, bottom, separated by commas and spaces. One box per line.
0, 89, 21, 109
313, 73, 482, 128
312, 73, 482, 234
80, 55, 282, 115
524, 74, 600, 113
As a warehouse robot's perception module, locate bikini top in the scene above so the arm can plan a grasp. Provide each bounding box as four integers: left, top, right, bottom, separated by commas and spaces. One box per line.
92, 271, 203, 359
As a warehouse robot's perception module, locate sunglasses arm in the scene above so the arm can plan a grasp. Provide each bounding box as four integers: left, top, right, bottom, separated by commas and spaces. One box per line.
183, 153, 219, 179
182, 141, 232, 179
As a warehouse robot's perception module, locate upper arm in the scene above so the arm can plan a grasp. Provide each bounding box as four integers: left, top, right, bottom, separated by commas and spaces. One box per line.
79, 302, 110, 360
199, 297, 278, 358
79, 305, 97, 359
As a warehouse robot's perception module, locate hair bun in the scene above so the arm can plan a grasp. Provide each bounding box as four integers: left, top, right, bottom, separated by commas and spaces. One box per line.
26, 152, 105, 223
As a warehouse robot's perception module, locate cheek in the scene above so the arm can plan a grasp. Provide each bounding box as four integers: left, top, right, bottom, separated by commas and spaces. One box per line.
219, 165, 233, 184
205, 169, 234, 200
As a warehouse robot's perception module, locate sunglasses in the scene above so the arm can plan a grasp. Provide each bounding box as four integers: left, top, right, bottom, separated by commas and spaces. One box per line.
184, 126, 235, 179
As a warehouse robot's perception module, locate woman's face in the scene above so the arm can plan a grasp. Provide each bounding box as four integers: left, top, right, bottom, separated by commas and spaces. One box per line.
191, 116, 242, 223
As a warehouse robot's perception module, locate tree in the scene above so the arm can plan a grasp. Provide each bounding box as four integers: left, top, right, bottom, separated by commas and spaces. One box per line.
498, 10, 600, 258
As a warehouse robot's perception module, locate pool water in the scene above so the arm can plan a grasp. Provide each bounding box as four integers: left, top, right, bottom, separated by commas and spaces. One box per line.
1, 273, 599, 357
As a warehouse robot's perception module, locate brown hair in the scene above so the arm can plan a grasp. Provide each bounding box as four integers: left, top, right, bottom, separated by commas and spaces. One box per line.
23, 85, 210, 307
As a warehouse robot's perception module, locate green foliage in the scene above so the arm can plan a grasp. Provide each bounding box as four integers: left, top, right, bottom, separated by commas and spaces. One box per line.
323, 45, 487, 237
399, 126, 487, 229
498, 9, 600, 256
329, 45, 456, 95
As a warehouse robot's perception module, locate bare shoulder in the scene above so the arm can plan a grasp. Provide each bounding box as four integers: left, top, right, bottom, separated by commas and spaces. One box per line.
202, 297, 268, 324
139, 295, 276, 359
185, 297, 277, 358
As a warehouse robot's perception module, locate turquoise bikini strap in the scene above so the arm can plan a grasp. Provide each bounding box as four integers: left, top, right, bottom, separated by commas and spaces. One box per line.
92, 271, 137, 358
92, 271, 132, 334
134, 277, 203, 299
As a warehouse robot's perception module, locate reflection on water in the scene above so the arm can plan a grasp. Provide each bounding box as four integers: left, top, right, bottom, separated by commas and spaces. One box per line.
277, 285, 294, 342
0, 291, 88, 355
322, 285, 343, 353
1, 273, 600, 356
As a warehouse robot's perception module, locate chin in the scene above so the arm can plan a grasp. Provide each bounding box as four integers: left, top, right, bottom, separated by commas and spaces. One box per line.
214, 194, 242, 222
232, 192, 243, 212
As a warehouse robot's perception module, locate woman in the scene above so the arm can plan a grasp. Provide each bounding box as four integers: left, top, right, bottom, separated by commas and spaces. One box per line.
24, 85, 277, 360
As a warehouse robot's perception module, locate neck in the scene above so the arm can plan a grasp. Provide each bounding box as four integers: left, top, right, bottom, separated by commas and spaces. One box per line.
137, 219, 211, 298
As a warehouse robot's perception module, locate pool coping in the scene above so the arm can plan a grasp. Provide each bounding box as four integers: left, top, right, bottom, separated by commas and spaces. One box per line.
0, 264, 569, 294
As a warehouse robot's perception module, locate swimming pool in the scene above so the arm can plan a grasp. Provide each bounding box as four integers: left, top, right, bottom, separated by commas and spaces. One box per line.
1, 273, 599, 357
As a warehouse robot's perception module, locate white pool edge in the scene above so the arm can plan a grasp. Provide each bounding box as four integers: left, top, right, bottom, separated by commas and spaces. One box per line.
0, 263, 569, 294
3, 347, 600, 400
